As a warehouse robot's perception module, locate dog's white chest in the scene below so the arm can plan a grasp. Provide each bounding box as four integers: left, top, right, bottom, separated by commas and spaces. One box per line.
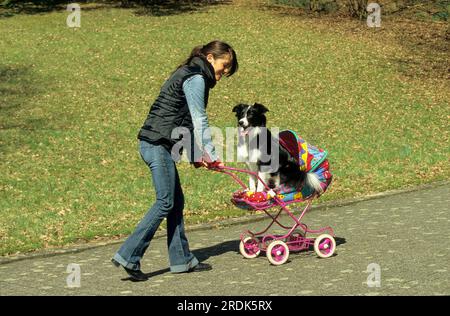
238, 134, 261, 176
237, 128, 262, 164
237, 135, 249, 162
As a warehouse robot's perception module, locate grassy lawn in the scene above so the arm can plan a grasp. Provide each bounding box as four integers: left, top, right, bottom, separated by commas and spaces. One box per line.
0, 0, 449, 256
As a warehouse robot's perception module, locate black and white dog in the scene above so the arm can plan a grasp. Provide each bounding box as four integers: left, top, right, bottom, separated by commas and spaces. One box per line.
232, 103, 323, 194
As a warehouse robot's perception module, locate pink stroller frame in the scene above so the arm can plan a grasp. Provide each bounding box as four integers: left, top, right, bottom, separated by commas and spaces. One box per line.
212, 130, 336, 265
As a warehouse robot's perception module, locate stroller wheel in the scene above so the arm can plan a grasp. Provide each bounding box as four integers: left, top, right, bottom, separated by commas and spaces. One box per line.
239, 237, 261, 259
266, 240, 290, 265
314, 234, 336, 258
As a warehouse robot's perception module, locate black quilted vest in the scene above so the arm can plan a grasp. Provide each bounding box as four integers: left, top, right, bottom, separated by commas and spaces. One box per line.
137, 56, 216, 153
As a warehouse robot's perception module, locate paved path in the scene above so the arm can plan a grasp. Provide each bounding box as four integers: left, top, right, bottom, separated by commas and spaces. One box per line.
1, 184, 449, 296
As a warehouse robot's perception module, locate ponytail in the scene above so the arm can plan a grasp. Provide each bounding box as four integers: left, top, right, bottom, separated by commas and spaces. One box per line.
178, 45, 206, 68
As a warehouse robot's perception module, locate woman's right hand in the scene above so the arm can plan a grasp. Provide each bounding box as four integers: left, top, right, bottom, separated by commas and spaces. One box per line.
206, 160, 224, 170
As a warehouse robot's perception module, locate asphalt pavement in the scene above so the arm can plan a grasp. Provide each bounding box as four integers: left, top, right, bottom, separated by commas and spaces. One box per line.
1, 184, 449, 296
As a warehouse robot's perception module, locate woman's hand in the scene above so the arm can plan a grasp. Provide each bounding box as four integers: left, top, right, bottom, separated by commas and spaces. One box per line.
193, 156, 223, 169
206, 160, 224, 170
193, 161, 208, 168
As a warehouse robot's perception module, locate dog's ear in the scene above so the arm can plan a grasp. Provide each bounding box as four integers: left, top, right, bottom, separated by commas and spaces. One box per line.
232, 104, 246, 114
253, 103, 269, 114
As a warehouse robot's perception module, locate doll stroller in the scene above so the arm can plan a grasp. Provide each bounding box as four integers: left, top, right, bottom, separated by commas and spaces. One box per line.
213, 130, 335, 265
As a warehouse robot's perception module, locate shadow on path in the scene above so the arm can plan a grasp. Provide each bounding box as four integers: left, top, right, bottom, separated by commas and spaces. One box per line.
121, 237, 346, 281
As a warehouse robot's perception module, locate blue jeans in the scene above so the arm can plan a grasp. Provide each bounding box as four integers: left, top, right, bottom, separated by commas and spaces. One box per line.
113, 141, 198, 272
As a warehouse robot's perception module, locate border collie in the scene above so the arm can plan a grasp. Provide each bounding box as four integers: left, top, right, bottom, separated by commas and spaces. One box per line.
232, 103, 323, 194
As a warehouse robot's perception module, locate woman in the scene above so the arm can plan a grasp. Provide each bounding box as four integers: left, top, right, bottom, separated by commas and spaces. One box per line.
112, 40, 238, 281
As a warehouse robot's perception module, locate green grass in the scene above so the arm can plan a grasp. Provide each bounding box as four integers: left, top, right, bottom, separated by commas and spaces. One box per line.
1, 1, 449, 255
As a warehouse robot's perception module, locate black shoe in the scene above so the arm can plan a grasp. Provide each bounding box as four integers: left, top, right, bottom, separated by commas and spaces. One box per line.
123, 267, 148, 281
111, 258, 148, 281
187, 262, 212, 273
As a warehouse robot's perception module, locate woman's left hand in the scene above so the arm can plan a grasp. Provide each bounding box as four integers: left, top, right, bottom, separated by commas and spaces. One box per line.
193, 161, 208, 168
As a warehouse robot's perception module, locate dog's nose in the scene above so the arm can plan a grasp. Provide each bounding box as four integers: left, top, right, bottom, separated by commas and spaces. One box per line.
238, 120, 245, 127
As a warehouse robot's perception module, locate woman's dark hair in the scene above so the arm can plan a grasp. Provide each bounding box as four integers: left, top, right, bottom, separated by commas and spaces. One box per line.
178, 40, 238, 77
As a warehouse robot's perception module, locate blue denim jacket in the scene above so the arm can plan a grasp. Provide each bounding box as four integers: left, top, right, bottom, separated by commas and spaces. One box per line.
182, 74, 218, 161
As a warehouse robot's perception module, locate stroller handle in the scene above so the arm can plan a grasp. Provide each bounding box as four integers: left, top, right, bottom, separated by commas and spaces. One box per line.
208, 165, 274, 192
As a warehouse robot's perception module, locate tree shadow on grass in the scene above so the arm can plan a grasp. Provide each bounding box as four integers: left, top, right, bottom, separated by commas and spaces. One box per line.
131, 0, 231, 17
0, 65, 60, 155
0, 0, 232, 19
386, 21, 450, 80
0, 0, 70, 18
0, 66, 40, 130
257, 1, 450, 81
0, 1, 121, 19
